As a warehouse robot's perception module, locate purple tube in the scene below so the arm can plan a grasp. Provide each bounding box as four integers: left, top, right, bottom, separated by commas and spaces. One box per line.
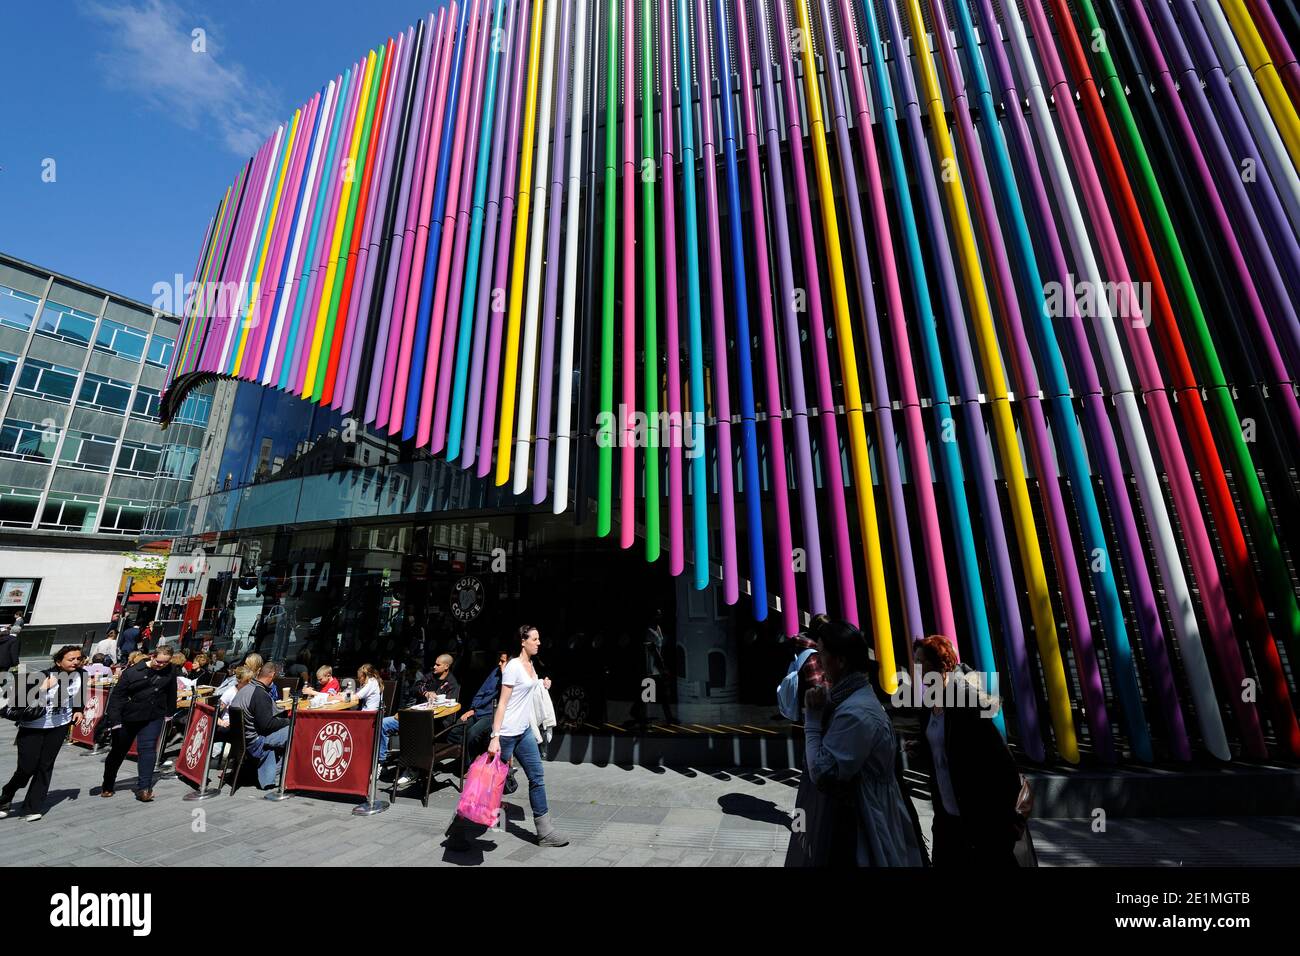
695, 0, 739, 604
773, 0, 856, 623
814, 0, 923, 640
462, 0, 526, 470
754, 0, 825, 617
377, 13, 449, 427
473, 0, 534, 477
339, 32, 413, 413
209, 138, 275, 373
429, 0, 495, 453
366, 20, 435, 424
530, 0, 576, 506
734, 1, 797, 632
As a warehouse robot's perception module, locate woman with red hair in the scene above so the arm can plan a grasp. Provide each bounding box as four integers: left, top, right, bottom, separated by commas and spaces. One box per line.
914, 635, 1025, 866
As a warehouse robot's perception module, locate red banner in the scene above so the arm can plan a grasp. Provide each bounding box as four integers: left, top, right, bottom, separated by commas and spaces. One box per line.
177, 701, 217, 786
69, 687, 109, 747
283, 710, 378, 799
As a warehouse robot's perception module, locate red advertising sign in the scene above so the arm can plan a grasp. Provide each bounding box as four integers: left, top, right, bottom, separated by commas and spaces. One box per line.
69, 687, 109, 748
283, 709, 378, 799
177, 701, 217, 787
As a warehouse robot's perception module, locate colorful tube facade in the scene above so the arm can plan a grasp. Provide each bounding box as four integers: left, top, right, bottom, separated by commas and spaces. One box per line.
164, 0, 1300, 765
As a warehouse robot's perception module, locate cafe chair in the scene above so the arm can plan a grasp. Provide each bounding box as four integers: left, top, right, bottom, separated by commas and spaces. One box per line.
217, 711, 249, 796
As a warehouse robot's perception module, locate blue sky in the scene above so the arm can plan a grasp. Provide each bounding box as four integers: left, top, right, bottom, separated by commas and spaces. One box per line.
0, 0, 448, 305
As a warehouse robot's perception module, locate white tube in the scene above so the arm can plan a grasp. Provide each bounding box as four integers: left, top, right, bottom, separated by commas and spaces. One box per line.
552, 0, 591, 514
512, 0, 561, 493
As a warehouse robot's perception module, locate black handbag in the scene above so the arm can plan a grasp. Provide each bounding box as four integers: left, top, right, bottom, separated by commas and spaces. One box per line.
0, 703, 47, 723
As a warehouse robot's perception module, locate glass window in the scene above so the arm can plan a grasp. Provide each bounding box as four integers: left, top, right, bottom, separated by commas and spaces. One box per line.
15, 358, 80, 402
173, 390, 211, 426
0, 486, 43, 528
0, 418, 58, 462
39, 492, 101, 532
132, 386, 161, 420
0, 285, 39, 332
0, 351, 17, 391
116, 440, 163, 477
77, 372, 133, 414
58, 429, 117, 471
94, 318, 147, 362
99, 497, 148, 534
159, 444, 200, 481
146, 334, 175, 368
36, 300, 97, 346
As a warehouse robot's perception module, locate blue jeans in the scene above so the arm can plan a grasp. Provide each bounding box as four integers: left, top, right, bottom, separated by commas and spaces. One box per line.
102, 718, 164, 792
498, 731, 547, 818
248, 725, 292, 788
379, 716, 399, 761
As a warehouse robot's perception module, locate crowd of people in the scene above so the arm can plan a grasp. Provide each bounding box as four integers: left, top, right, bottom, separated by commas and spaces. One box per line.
2, 605, 1033, 866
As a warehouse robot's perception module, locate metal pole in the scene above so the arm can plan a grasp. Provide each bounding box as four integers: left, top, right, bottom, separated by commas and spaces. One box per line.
352, 701, 390, 816
184, 703, 221, 801
265, 688, 298, 802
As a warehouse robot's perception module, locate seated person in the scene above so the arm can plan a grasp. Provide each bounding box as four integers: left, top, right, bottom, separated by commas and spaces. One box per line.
301, 665, 341, 697
230, 663, 293, 788
84, 654, 113, 679
355, 663, 383, 711
188, 653, 214, 687
414, 654, 460, 703
394, 653, 508, 789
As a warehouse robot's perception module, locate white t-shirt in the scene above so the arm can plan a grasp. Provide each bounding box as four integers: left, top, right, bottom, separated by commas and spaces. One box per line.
498, 658, 538, 738
21, 672, 82, 730
356, 677, 383, 711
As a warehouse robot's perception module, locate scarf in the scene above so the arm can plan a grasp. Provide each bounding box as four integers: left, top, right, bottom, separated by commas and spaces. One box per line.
825, 670, 869, 719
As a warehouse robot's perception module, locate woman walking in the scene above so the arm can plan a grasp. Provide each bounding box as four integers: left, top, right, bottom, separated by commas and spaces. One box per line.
100, 644, 177, 802
798, 621, 922, 867
446, 626, 567, 850
914, 634, 1024, 866
0, 646, 87, 821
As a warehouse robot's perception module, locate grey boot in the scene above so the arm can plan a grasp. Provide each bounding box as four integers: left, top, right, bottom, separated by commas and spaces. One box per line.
534, 812, 569, 847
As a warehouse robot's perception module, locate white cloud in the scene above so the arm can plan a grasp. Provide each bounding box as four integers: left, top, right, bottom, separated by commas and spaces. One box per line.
81, 0, 279, 156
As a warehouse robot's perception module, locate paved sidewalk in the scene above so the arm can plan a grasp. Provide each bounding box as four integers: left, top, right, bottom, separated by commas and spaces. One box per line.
2, 738, 1297, 866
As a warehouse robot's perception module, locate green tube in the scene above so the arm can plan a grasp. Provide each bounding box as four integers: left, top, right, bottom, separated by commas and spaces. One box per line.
598, 0, 619, 538
640, 0, 660, 560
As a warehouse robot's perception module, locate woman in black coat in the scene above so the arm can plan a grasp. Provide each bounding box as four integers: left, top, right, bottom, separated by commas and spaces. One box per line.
913, 635, 1024, 867
0, 645, 87, 821
100, 645, 177, 802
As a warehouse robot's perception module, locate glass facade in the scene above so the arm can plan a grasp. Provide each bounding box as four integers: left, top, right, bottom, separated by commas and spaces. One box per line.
0, 254, 207, 539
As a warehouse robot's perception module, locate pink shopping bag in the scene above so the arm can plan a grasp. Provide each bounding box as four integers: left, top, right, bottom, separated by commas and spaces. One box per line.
456, 753, 509, 826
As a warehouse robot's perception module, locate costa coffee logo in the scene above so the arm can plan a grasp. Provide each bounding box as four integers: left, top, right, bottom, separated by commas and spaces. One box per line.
311, 721, 353, 782
184, 714, 210, 769
79, 693, 101, 734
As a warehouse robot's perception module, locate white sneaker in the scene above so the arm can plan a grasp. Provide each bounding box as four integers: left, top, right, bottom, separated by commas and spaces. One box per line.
24, 813, 42, 822
396, 774, 414, 787
0, 808, 10, 819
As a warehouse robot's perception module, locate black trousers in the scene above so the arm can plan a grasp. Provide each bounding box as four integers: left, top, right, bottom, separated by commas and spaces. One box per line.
102, 718, 165, 792
2, 724, 68, 814
931, 803, 1018, 868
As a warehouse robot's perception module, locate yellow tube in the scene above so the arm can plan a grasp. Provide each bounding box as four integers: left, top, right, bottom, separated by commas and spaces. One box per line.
495, 0, 547, 486
902, 0, 1077, 761
793, 0, 896, 691
304, 49, 377, 397
1220, 0, 1300, 168
233, 108, 300, 377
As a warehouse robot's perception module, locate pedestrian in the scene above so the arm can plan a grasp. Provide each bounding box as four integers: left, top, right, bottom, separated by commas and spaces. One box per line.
0, 645, 87, 821
630, 608, 677, 727
8, 614, 23, 637
913, 634, 1025, 867
118, 618, 141, 658
92, 627, 119, 665
230, 663, 292, 789
445, 629, 567, 850
100, 644, 177, 803
0, 624, 19, 675
797, 620, 922, 867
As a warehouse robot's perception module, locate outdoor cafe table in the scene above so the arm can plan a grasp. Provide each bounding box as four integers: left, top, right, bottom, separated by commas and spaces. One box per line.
275, 696, 361, 713
176, 686, 215, 709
